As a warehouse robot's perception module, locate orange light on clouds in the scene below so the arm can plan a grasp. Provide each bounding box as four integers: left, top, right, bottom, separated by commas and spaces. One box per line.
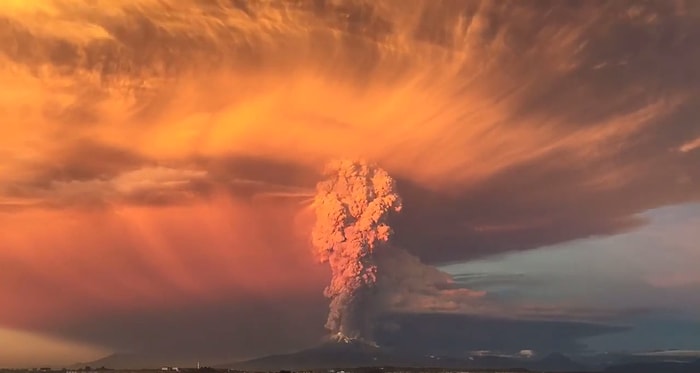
0, 1, 687, 198
0, 327, 107, 368
1, 0, 699, 364
0, 194, 326, 331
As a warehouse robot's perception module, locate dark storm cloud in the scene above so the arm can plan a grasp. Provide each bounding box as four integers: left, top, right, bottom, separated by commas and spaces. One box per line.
45, 293, 329, 362
196, 155, 319, 199
32, 141, 145, 183
41, 301, 629, 362
376, 312, 628, 355
392, 139, 700, 263
377, 0, 700, 263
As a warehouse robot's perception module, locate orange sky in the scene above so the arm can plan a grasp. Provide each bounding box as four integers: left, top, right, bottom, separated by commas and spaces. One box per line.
0, 195, 326, 327
1, 1, 688, 194
1, 0, 700, 366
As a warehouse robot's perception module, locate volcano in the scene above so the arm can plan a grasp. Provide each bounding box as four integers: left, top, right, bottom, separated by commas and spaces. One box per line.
220, 340, 409, 371
219, 340, 540, 371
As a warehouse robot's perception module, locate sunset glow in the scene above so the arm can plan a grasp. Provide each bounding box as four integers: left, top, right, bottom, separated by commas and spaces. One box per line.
1, 0, 699, 368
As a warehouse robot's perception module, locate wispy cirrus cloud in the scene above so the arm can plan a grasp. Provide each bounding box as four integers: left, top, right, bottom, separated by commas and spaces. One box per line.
678, 136, 700, 153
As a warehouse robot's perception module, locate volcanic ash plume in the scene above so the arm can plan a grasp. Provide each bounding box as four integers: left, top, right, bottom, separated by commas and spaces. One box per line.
311, 160, 402, 342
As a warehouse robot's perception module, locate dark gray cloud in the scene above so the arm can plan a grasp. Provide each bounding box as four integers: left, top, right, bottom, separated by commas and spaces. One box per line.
45, 294, 329, 362
376, 312, 627, 355
41, 301, 628, 363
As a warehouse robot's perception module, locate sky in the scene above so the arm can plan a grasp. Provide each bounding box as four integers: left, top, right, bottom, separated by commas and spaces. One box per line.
1, 0, 700, 368
442, 203, 700, 352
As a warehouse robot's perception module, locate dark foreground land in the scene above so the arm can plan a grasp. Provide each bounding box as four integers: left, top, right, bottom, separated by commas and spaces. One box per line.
0, 369, 574, 373
4, 362, 700, 373
5, 360, 700, 373
4, 350, 700, 373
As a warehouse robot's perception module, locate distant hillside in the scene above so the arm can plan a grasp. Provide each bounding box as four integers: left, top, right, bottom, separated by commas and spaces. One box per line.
71, 353, 204, 370
220, 340, 408, 371
527, 352, 589, 372
72, 346, 700, 372
220, 341, 593, 372
605, 359, 700, 373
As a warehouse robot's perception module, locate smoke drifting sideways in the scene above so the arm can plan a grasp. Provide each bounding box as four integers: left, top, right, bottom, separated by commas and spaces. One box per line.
311, 160, 402, 343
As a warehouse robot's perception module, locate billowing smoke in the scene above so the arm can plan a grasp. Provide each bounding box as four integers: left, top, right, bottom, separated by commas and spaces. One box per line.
311, 160, 402, 342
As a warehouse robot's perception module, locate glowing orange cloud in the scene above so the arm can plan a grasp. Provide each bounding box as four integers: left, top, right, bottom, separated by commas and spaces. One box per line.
0, 327, 106, 368
1, 0, 699, 362
0, 1, 690, 198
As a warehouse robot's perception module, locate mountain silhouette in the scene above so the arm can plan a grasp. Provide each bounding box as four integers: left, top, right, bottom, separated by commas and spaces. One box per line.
605, 358, 700, 373
221, 341, 541, 371
528, 352, 588, 372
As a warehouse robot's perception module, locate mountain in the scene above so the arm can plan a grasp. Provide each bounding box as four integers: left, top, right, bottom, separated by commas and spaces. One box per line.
221, 340, 547, 371
70, 353, 167, 369
73, 347, 700, 372
71, 353, 216, 370
220, 340, 408, 371
605, 358, 700, 373
527, 352, 589, 372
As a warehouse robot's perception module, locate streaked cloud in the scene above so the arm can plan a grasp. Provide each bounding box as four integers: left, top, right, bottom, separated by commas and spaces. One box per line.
1, 0, 700, 362
679, 136, 700, 153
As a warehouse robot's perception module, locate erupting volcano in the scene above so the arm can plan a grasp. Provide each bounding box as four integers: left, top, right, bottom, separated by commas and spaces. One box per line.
311, 160, 402, 343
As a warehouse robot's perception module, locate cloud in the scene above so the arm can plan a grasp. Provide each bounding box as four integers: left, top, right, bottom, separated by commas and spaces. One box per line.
1, 1, 699, 242
646, 273, 700, 289
376, 247, 487, 314
1, 0, 700, 361
375, 312, 628, 355
374, 247, 645, 325
0, 195, 327, 332
0, 328, 106, 368
451, 273, 532, 288
6, 166, 210, 208
679, 136, 700, 153
44, 294, 330, 363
